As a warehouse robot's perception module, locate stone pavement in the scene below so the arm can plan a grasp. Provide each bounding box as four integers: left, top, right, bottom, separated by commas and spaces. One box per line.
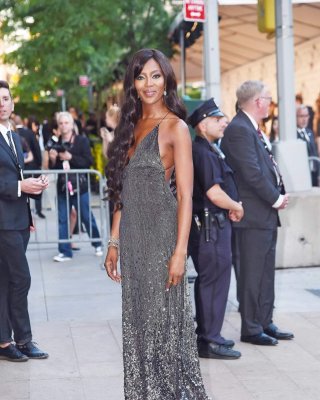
1, 209, 320, 400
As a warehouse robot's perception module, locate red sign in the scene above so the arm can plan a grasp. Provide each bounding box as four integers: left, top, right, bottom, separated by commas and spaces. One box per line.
79, 75, 90, 87
56, 89, 64, 97
183, 0, 205, 22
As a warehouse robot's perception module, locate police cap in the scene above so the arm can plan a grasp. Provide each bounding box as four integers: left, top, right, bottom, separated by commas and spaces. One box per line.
187, 98, 224, 128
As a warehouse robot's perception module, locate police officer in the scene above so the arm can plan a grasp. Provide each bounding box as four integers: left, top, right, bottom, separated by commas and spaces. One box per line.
188, 99, 244, 360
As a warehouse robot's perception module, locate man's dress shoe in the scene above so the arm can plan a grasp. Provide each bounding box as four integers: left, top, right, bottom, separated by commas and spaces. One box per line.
223, 339, 235, 348
264, 323, 294, 340
198, 337, 235, 348
241, 332, 278, 346
197, 340, 241, 360
17, 342, 49, 359
0, 344, 28, 362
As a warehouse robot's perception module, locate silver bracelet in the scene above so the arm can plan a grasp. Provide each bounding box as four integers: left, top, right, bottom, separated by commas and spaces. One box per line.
107, 237, 119, 249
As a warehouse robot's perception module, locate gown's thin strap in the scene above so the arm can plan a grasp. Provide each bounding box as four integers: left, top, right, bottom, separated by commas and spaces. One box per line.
156, 111, 170, 128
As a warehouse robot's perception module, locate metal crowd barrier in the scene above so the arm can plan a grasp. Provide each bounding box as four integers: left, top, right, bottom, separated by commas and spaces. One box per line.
23, 169, 110, 262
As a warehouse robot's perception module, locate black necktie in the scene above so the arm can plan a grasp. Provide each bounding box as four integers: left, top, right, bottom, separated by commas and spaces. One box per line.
6, 131, 18, 164
257, 129, 285, 194
299, 128, 310, 143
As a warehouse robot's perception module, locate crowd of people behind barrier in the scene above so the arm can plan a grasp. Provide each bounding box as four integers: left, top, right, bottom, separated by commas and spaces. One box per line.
11, 90, 320, 191
8, 105, 118, 262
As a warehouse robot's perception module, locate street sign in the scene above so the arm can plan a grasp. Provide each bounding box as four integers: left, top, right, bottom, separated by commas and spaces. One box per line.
56, 89, 65, 97
79, 75, 90, 87
183, 0, 205, 22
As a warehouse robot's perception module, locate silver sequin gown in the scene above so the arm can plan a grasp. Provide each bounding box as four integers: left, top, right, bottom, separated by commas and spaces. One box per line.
120, 125, 210, 400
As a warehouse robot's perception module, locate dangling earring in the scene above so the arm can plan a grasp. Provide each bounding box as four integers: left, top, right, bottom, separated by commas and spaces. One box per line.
163, 89, 167, 96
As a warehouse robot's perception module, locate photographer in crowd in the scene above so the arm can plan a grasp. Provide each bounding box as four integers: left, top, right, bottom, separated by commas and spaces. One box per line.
48, 111, 102, 262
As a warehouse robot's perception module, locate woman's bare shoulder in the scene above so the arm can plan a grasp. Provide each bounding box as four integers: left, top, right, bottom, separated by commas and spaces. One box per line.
162, 115, 190, 141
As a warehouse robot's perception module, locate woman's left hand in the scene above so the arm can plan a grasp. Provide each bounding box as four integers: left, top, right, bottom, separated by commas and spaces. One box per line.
166, 252, 186, 290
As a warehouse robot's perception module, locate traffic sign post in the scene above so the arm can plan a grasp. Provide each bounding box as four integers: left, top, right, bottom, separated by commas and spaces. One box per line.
56, 89, 66, 111
183, 0, 205, 22
204, 0, 220, 103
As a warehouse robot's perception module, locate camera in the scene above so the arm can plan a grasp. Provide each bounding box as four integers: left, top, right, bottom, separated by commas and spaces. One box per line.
45, 136, 71, 153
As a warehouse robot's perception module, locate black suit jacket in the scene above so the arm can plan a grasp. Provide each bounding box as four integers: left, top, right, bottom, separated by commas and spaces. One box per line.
221, 110, 281, 229
0, 132, 31, 230
296, 128, 319, 158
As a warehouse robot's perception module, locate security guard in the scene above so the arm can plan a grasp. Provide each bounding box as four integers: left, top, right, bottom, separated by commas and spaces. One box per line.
188, 99, 244, 360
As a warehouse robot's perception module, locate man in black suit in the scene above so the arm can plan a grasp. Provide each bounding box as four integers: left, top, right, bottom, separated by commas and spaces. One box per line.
14, 114, 45, 218
296, 105, 319, 186
0, 80, 49, 362
221, 80, 294, 346
14, 115, 42, 171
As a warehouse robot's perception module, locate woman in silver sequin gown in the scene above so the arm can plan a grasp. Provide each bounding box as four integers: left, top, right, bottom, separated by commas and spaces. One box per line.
104, 49, 210, 400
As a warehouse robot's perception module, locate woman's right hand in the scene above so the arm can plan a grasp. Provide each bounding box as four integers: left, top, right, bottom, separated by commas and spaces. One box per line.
48, 149, 58, 162
104, 247, 121, 283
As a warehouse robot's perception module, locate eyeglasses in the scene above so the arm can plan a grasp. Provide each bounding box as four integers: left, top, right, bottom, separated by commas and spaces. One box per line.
256, 96, 272, 102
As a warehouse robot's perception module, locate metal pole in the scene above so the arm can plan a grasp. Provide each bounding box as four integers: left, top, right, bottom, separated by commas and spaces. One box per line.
180, 27, 186, 98
61, 95, 66, 111
275, 0, 296, 141
204, 0, 220, 103
88, 84, 94, 113
272, 0, 311, 191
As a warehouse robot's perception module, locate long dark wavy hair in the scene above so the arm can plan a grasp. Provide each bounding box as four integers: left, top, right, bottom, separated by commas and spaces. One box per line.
106, 48, 187, 210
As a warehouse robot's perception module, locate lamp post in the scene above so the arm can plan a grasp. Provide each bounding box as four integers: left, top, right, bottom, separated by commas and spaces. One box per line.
273, 0, 311, 191
204, 0, 220, 103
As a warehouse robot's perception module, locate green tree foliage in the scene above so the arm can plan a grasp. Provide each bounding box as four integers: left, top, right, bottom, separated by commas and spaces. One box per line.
0, 0, 174, 107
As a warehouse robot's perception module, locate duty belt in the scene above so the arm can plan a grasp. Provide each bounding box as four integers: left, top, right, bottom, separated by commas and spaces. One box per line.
193, 207, 228, 242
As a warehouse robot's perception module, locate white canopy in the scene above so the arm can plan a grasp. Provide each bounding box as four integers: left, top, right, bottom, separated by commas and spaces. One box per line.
171, 1, 320, 82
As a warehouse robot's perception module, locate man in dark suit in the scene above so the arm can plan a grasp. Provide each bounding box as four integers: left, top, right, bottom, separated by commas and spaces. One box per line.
296, 105, 319, 186
221, 80, 294, 346
0, 80, 49, 362
14, 115, 42, 171
14, 114, 45, 218
295, 94, 314, 132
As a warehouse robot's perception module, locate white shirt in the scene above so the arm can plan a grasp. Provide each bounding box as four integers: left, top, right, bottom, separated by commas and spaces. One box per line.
242, 111, 283, 209
297, 127, 310, 143
0, 122, 14, 146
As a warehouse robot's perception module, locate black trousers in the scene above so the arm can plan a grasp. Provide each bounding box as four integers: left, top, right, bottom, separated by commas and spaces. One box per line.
35, 194, 43, 214
188, 219, 232, 344
311, 170, 319, 187
0, 228, 32, 345
231, 228, 241, 304
237, 228, 277, 336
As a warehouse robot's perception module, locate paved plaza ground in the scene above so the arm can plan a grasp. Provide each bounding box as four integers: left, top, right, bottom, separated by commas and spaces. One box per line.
1, 208, 320, 400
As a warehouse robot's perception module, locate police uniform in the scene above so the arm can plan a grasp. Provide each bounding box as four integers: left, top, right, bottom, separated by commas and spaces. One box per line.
187, 99, 240, 357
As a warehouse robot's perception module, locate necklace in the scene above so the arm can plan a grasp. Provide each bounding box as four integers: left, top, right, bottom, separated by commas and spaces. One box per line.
142, 112, 170, 120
